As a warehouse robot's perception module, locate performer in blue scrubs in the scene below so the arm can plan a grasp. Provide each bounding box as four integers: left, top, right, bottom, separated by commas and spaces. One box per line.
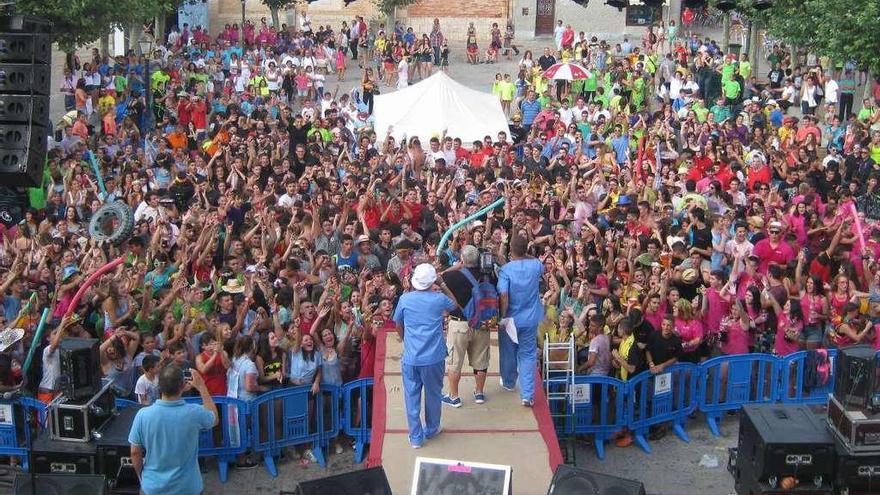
497, 234, 544, 406
392, 263, 459, 448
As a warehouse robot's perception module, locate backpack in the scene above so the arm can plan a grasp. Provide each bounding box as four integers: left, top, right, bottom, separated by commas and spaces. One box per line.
459, 267, 499, 329
803, 349, 830, 392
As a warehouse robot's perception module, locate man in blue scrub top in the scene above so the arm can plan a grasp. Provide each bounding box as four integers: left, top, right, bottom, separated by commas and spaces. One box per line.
129, 365, 218, 495
497, 234, 544, 406
392, 263, 459, 448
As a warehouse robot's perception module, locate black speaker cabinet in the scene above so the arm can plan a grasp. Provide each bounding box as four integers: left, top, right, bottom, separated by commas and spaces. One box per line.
59, 338, 102, 400
0, 14, 51, 187
547, 464, 646, 495
835, 448, 880, 494
97, 406, 142, 492
295, 466, 392, 495
834, 345, 880, 412
30, 426, 97, 476
735, 405, 835, 485
13, 473, 106, 495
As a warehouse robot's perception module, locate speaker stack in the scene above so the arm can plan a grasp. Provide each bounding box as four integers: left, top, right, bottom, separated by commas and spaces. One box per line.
827, 345, 880, 495
729, 404, 835, 494
0, 15, 50, 187
12, 473, 106, 495
727, 346, 880, 494
30, 337, 140, 494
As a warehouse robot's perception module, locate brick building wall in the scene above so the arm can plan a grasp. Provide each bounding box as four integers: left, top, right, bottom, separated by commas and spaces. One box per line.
513, 0, 681, 41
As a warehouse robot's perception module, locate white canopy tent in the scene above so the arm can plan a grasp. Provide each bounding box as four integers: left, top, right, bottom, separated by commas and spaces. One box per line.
372, 71, 511, 146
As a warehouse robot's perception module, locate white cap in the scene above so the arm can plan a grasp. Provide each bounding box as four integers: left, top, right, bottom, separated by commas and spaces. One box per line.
411, 263, 438, 291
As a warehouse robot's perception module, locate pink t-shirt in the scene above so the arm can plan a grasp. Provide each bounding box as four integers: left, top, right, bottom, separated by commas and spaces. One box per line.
720, 316, 750, 355
785, 214, 807, 246
704, 287, 731, 334
675, 318, 704, 352
644, 301, 667, 332
774, 313, 802, 356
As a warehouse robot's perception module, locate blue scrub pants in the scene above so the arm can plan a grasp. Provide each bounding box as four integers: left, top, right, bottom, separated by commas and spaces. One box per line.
498, 324, 537, 402
401, 360, 445, 447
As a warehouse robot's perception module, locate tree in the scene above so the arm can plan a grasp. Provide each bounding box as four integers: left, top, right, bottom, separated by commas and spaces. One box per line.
726, 0, 880, 74
374, 0, 419, 26
15, 0, 175, 52
262, 0, 298, 30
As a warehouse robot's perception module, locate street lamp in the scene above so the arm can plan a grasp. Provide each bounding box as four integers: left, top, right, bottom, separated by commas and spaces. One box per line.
138, 37, 154, 131
241, 0, 246, 45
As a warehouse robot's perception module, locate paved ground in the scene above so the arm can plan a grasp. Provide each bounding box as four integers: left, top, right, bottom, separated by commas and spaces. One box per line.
202, 409, 739, 494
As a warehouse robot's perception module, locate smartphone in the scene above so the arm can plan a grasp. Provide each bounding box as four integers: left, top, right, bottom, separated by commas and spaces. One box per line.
183, 368, 193, 381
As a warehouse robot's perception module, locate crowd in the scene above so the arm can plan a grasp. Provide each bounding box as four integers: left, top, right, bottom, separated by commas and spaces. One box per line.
0, 8, 880, 491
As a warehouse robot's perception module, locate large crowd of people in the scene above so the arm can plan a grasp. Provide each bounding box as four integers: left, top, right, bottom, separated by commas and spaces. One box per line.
2, 10, 880, 490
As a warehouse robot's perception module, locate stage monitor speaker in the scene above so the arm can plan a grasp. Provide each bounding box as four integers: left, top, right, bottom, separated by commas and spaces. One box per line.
547, 465, 646, 495
834, 344, 880, 411
12, 473, 106, 495
0, 14, 51, 187
59, 338, 102, 400
295, 466, 391, 495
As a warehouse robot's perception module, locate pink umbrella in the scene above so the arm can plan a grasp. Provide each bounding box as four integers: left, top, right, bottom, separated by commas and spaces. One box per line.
542, 62, 591, 81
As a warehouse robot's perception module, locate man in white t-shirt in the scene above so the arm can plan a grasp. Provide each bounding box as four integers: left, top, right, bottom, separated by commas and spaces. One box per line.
37, 316, 76, 402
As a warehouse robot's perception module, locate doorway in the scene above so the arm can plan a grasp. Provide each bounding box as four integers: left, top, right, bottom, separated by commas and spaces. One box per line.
535, 0, 555, 36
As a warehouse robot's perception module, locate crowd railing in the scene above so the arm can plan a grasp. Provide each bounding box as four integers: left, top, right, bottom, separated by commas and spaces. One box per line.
552, 350, 847, 457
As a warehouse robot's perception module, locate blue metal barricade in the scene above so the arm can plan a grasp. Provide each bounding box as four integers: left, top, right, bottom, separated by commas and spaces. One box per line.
779, 349, 837, 405
626, 363, 699, 454
342, 378, 373, 464
0, 397, 47, 472
698, 354, 780, 436
184, 395, 250, 483
570, 375, 627, 460
115, 398, 140, 410
249, 386, 325, 477
317, 384, 341, 452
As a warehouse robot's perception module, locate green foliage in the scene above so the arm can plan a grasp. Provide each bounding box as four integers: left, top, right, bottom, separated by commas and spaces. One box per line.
723, 0, 880, 73
374, 0, 420, 15
15, 0, 176, 51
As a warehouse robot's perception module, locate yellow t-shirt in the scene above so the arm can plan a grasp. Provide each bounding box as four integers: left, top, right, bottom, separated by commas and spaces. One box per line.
618, 334, 636, 381
499, 81, 515, 101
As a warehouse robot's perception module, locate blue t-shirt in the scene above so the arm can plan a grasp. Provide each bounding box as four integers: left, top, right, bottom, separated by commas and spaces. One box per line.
127, 399, 215, 495
288, 349, 322, 384
497, 258, 545, 328
3, 296, 21, 323
392, 291, 456, 366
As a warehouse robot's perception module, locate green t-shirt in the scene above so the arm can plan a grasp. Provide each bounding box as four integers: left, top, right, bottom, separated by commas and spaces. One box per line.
857, 106, 874, 122
576, 122, 591, 138
150, 71, 170, 91
710, 104, 732, 122
722, 79, 741, 99
584, 72, 598, 91
594, 93, 609, 109
721, 63, 735, 83
499, 81, 515, 101
694, 105, 709, 123
738, 61, 751, 80
113, 75, 127, 93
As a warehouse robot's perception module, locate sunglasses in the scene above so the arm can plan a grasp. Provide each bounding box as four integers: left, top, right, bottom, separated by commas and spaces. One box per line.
769, 230, 781, 235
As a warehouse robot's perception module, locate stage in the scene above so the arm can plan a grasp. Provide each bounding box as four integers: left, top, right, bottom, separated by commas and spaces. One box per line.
368, 329, 563, 494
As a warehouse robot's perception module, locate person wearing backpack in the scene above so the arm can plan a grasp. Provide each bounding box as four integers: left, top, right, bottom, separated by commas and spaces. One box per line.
440, 245, 497, 408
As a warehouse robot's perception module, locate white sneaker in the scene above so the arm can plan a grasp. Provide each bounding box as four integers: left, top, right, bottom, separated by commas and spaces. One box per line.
500, 378, 515, 392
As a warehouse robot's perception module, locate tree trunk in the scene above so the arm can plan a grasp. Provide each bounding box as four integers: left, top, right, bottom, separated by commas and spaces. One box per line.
743, 21, 752, 57
749, 21, 760, 67
270, 7, 280, 29
155, 15, 167, 45
66, 51, 76, 71
130, 23, 141, 55
721, 13, 730, 53
788, 44, 797, 69
100, 35, 110, 59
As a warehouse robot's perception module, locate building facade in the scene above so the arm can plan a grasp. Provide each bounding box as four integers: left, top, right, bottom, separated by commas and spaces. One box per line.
204, 0, 682, 42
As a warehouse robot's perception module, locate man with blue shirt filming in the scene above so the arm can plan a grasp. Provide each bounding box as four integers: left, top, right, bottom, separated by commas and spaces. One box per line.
128, 365, 218, 495
393, 263, 459, 449
498, 233, 544, 407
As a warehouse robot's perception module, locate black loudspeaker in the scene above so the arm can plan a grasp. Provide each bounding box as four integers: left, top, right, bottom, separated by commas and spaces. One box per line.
0, 15, 51, 187
12, 473, 106, 495
605, 0, 629, 10
59, 338, 102, 400
835, 448, 880, 494
295, 466, 392, 495
834, 345, 880, 412
547, 465, 646, 495
732, 405, 835, 494
716, 0, 737, 10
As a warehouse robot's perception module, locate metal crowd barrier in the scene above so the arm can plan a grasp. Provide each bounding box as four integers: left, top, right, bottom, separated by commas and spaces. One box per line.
548, 350, 847, 458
